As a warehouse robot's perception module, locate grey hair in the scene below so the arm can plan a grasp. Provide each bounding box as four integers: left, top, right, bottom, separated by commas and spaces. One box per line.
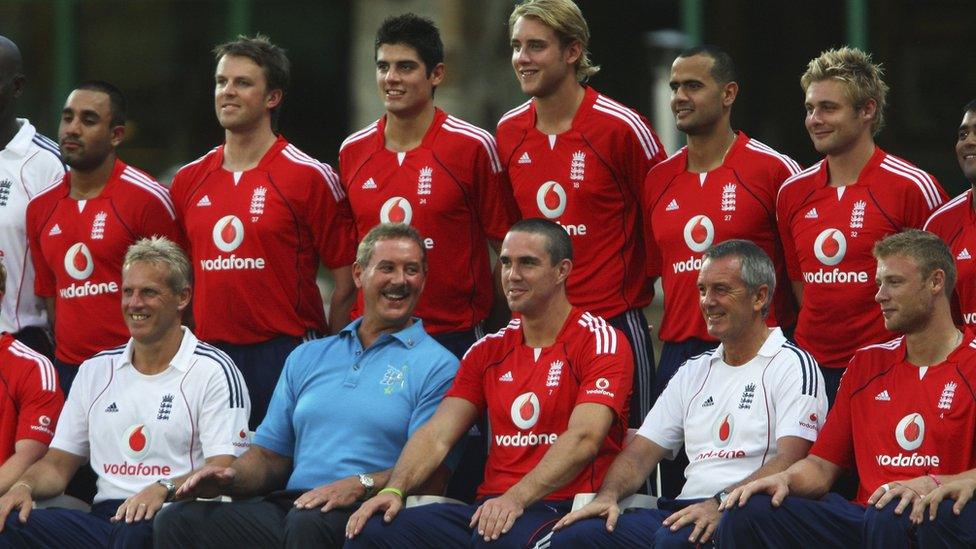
123, 236, 191, 293
356, 223, 427, 269
703, 239, 776, 318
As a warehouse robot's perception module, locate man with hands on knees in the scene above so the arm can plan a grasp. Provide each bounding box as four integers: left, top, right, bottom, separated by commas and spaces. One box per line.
345, 218, 633, 548
153, 223, 459, 549
550, 239, 827, 548
719, 230, 976, 548
0, 236, 250, 548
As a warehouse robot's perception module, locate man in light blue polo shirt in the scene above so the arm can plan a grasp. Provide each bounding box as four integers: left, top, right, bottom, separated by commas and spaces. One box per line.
153, 223, 459, 549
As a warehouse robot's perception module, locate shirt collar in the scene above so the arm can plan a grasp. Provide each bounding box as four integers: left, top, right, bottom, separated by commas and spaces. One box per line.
710, 327, 786, 363
339, 317, 428, 349
117, 327, 197, 372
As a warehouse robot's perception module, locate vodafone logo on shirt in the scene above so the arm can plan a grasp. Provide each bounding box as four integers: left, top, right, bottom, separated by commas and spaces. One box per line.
511, 391, 540, 430
683, 215, 715, 253
123, 424, 151, 460
876, 412, 940, 468
713, 413, 734, 447
64, 242, 94, 280
212, 215, 245, 252
103, 424, 173, 478
380, 196, 413, 225
813, 228, 846, 266
536, 182, 566, 218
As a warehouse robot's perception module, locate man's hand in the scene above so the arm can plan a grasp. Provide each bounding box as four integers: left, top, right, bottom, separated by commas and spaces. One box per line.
345, 491, 404, 539
175, 465, 236, 499
662, 498, 721, 544
469, 492, 525, 542
721, 472, 791, 510
552, 496, 621, 532
113, 482, 167, 523
867, 476, 935, 515
295, 476, 364, 512
910, 478, 976, 524
0, 483, 34, 532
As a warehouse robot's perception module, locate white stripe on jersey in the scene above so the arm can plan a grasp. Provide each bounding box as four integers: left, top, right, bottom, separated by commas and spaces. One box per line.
879, 156, 942, 211
859, 337, 904, 352
776, 161, 823, 204
924, 191, 970, 231
120, 167, 176, 219
462, 319, 521, 361
744, 139, 802, 175
340, 122, 379, 152
8, 341, 57, 392
281, 145, 345, 202
442, 116, 503, 173
579, 312, 618, 355
179, 148, 219, 172
593, 95, 660, 159
497, 100, 532, 127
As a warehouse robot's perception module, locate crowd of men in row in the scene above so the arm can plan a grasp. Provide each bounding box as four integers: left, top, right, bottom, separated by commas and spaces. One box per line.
1, 0, 976, 546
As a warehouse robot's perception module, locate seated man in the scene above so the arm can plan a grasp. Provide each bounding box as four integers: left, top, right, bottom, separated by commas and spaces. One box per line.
0, 236, 250, 547
550, 240, 828, 548
154, 223, 460, 549
0, 262, 64, 494
345, 218, 635, 548
719, 230, 976, 548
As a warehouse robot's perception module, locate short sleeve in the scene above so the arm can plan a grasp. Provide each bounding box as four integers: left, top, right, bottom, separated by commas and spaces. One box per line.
809, 361, 856, 469
12, 354, 63, 446
770, 350, 829, 442
776, 189, 802, 281
445, 345, 488, 412
50, 362, 94, 458
306, 162, 357, 269
197, 359, 252, 458
636, 362, 689, 458
573, 321, 633, 422
253, 352, 301, 457
26, 200, 57, 297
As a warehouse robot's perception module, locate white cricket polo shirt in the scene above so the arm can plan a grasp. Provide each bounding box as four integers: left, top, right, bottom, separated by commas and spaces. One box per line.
51, 327, 250, 503
0, 119, 64, 333
638, 328, 828, 499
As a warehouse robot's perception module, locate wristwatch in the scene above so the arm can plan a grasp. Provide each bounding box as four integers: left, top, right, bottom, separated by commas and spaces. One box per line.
156, 478, 177, 502
358, 473, 376, 498
713, 489, 730, 506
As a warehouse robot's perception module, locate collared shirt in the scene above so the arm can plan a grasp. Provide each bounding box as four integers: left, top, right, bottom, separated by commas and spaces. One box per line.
51, 327, 250, 503
254, 318, 459, 490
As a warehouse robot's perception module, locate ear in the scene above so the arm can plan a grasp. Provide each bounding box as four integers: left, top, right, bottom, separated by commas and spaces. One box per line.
176, 286, 192, 312
555, 258, 573, 284
429, 63, 445, 88
266, 88, 283, 111
352, 262, 365, 290
563, 40, 583, 66
860, 98, 877, 124
722, 81, 739, 108
110, 123, 126, 147
929, 268, 946, 295
754, 284, 769, 312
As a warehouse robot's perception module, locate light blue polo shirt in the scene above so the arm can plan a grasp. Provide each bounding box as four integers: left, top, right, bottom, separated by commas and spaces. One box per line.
253, 318, 459, 490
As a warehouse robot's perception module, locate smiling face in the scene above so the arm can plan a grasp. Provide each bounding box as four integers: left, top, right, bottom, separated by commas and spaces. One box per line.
214, 54, 280, 133
375, 42, 442, 119
355, 237, 426, 332
669, 54, 734, 135
510, 15, 579, 99
121, 261, 189, 346
697, 256, 765, 342
804, 79, 874, 157
957, 110, 976, 183
499, 230, 571, 317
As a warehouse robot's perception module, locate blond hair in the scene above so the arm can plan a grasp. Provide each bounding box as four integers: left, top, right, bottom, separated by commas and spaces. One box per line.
509, 0, 599, 82
801, 46, 889, 135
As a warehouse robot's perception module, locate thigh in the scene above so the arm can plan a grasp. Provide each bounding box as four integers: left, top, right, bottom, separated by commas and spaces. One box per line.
347, 502, 476, 549
917, 498, 976, 548
153, 500, 287, 549
476, 501, 570, 549
1, 507, 110, 549
549, 508, 669, 548
717, 493, 863, 549
283, 506, 355, 549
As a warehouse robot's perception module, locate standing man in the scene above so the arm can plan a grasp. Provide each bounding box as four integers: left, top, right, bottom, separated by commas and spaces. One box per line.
0, 237, 250, 548
0, 262, 63, 495
497, 0, 665, 429
777, 47, 946, 403
340, 13, 517, 358
719, 230, 976, 548
551, 240, 826, 548
169, 35, 358, 429
345, 219, 634, 548
924, 99, 976, 327
0, 35, 65, 357
26, 81, 180, 395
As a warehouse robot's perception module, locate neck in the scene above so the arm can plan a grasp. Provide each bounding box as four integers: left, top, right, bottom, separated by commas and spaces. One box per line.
905, 307, 961, 367
521, 296, 573, 348
384, 104, 436, 152
131, 326, 184, 376
223, 125, 277, 171
0, 116, 19, 150
69, 156, 116, 199
722, 322, 771, 366
534, 81, 585, 135
358, 317, 412, 349
686, 124, 736, 173
826, 137, 875, 187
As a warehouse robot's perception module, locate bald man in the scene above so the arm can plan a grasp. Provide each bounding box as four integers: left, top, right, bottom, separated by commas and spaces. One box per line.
0, 36, 65, 358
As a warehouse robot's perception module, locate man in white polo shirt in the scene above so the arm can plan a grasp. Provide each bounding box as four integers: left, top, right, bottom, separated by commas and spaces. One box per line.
0, 237, 249, 547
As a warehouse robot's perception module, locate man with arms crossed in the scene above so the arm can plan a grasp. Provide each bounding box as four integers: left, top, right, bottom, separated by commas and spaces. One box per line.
720, 230, 976, 548
0, 237, 249, 547
551, 240, 826, 548
346, 218, 633, 548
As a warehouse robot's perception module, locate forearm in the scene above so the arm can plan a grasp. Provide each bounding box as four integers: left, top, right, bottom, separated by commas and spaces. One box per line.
0, 448, 46, 494
930, 468, 976, 486
19, 460, 74, 500
226, 447, 291, 498
43, 297, 55, 326
506, 429, 601, 507
724, 453, 801, 493
783, 456, 838, 499
791, 280, 804, 305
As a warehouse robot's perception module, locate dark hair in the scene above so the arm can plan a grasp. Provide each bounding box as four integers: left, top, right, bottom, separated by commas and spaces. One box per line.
509, 218, 573, 264
74, 80, 127, 127
677, 44, 737, 84
213, 34, 290, 122
964, 99, 976, 115
375, 13, 444, 77
703, 239, 775, 318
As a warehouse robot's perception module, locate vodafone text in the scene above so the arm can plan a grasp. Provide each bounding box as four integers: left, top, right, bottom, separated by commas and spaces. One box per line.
495, 431, 558, 447
59, 281, 119, 299
876, 452, 940, 467
802, 269, 869, 284
557, 222, 587, 236
103, 461, 173, 477
964, 313, 976, 324
200, 254, 266, 271
673, 256, 703, 274
693, 449, 747, 462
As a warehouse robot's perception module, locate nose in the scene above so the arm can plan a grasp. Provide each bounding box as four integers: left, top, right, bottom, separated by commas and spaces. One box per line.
384, 68, 400, 84
874, 283, 887, 304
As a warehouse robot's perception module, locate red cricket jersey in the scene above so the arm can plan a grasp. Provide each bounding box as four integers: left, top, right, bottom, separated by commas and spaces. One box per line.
811, 332, 976, 504
496, 87, 666, 318
339, 109, 518, 334
26, 160, 180, 364
0, 334, 62, 461
777, 148, 946, 367
924, 190, 976, 326
170, 137, 357, 344
645, 132, 801, 343
446, 308, 633, 500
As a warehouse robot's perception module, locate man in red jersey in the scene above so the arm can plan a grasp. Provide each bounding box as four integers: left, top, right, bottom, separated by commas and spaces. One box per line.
340, 14, 517, 358
0, 263, 62, 495
924, 100, 976, 327
169, 35, 357, 429
345, 218, 633, 548
496, 0, 665, 429
26, 81, 180, 395
719, 230, 976, 547
776, 47, 946, 404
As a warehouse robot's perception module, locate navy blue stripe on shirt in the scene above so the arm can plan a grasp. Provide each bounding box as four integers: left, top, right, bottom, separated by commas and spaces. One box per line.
784, 342, 818, 397
195, 344, 245, 408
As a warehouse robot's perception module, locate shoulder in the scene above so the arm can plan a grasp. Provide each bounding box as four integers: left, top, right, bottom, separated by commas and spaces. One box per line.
848, 337, 904, 373
26, 132, 65, 170
647, 148, 686, 179
172, 147, 220, 186
586, 92, 661, 159
191, 341, 247, 405
438, 115, 502, 173
571, 311, 625, 357
76, 345, 127, 385
26, 177, 67, 213
497, 100, 533, 132
739, 136, 802, 176
462, 319, 521, 363
339, 120, 380, 154
274, 143, 344, 201
924, 191, 970, 231
116, 164, 176, 218
413, 335, 460, 373
876, 152, 942, 207
776, 162, 823, 204
2, 339, 57, 391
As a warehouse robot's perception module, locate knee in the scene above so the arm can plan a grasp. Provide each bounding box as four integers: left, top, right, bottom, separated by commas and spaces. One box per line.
344, 515, 391, 549
721, 494, 776, 532
549, 518, 613, 547
862, 500, 910, 533
109, 521, 153, 549
653, 526, 691, 549
283, 508, 344, 546
152, 502, 202, 546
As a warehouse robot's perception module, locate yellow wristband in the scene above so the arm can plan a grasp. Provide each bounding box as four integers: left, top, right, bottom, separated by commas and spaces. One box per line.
378, 487, 404, 500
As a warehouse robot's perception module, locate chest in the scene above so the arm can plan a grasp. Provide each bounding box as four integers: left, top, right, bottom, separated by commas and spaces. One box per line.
486, 348, 582, 427
91, 378, 196, 459
507, 134, 618, 207
686, 369, 773, 448
40, 199, 132, 269
182, 173, 299, 245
